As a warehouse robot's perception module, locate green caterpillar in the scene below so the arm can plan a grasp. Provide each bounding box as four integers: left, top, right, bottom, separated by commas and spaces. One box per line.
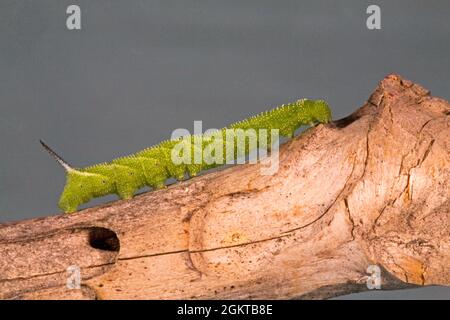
41, 99, 331, 213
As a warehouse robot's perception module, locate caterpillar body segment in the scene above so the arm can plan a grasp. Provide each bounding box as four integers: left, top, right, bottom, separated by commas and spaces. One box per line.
42, 99, 332, 213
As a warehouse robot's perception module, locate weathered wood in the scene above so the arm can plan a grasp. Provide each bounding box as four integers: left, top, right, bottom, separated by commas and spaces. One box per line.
0, 74, 448, 299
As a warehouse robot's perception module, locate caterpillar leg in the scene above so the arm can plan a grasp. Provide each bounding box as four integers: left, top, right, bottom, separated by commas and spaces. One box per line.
110, 164, 145, 200
279, 127, 295, 138
59, 189, 92, 213
187, 163, 202, 177
116, 186, 138, 200
58, 187, 84, 213
59, 198, 81, 214
151, 181, 166, 190
168, 164, 187, 181
58, 170, 115, 214
114, 175, 142, 200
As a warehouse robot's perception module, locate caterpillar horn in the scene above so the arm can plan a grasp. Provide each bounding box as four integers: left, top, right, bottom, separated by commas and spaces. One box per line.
39, 140, 74, 172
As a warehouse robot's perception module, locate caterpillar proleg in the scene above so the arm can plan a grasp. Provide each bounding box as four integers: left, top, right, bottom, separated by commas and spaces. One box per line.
41, 99, 331, 213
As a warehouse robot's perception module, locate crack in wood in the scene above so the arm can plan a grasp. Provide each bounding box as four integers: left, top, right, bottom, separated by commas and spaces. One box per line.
344, 198, 355, 241
1, 75, 448, 299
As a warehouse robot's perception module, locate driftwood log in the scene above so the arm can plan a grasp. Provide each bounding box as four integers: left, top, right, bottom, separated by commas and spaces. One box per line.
0, 74, 448, 300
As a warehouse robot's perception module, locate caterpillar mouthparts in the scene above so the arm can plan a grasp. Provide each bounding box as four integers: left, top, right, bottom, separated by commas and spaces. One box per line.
41, 99, 331, 213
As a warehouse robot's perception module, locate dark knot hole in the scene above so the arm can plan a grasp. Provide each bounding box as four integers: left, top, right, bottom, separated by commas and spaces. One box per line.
88, 227, 120, 252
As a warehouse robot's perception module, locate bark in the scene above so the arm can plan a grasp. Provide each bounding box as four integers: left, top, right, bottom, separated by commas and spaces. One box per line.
0, 74, 448, 300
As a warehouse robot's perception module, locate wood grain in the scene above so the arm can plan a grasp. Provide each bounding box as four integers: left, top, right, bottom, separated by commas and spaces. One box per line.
0, 74, 448, 299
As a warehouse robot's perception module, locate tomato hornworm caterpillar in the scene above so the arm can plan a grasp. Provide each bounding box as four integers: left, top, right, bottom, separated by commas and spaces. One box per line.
41, 99, 331, 213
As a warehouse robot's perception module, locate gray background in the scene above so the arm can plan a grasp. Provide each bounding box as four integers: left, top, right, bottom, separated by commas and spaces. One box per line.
0, 0, 448, 299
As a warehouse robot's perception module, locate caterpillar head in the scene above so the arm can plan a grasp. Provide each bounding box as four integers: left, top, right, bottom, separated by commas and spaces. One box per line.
300, 99, 332, 124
